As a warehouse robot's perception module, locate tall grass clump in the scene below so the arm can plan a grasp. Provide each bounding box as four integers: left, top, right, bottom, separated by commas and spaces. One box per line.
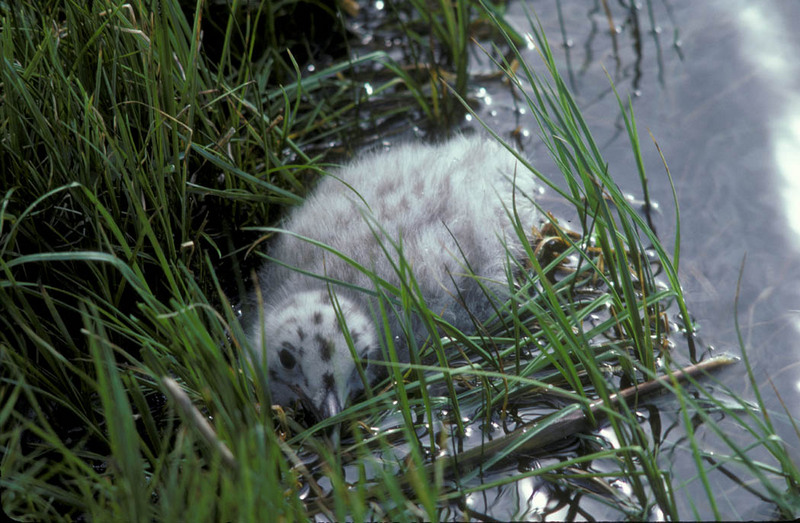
2, 0, 798, 521
0, 0, 439, 519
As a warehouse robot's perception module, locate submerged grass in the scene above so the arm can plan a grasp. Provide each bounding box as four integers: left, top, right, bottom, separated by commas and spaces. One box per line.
2, 0, 798, 521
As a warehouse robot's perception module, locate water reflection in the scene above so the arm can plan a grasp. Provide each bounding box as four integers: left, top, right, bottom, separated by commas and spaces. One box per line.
772, 111, 800, 247
738, 6, 792, 75
737, 4, 800, 244
737, 1, 800, 402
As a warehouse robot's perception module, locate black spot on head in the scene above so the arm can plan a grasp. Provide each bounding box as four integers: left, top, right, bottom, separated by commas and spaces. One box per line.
269, 369, 278, 379
351, 331, 360, 344
323, 372, 335, 391
316, 334, 334, 361
313, 311, 323, 324
279, 349, 297, 370
296, 326, 306, 340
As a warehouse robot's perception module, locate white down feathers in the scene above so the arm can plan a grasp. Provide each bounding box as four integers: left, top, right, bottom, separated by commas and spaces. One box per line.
249, 136, 541, 418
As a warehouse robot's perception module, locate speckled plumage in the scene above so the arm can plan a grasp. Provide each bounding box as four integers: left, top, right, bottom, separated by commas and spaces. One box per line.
249, 136, 542, 418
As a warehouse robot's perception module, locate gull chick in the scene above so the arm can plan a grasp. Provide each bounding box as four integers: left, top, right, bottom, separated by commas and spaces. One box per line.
249, 136, 541, 419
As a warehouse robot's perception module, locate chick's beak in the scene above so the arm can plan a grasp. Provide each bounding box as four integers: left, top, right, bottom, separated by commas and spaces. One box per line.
317, 389, 343, 420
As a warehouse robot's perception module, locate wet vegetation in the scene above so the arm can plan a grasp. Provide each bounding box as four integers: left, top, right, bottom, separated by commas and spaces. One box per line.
1, 0, 798, 520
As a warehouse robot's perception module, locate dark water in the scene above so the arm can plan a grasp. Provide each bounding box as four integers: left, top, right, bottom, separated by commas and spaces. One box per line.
453, 0, 800, 519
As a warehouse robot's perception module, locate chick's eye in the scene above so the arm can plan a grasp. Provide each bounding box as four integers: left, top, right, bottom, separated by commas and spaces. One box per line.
279, 349, 297, 369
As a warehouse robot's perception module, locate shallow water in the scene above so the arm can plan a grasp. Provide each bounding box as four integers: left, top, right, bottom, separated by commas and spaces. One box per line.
500, 0, 800, 408
456, 0, 800, 518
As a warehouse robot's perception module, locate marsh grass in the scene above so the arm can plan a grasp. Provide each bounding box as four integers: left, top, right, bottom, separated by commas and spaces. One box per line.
2, 0, 798, 521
